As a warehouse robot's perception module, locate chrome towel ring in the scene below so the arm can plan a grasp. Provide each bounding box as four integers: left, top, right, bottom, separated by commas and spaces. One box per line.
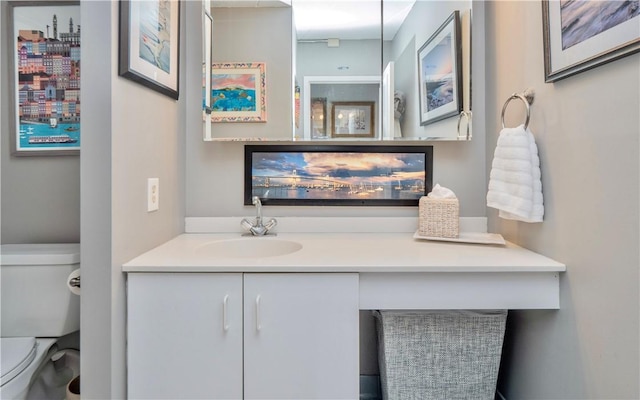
501, 89, 535, 130
457, 111, 471, 140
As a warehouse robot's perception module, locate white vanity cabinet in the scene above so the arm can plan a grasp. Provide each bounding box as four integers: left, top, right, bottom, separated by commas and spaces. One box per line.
127, 272, 359, 400
127, 273, 243, 399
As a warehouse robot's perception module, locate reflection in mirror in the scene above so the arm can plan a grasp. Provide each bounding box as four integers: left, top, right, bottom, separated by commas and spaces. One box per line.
292, 0, 382, 140
303, 76, 381, 139
206, 1, 474, 141
310, 97, 327, 137
209, 1, 294, 141
383, 0, 472, 140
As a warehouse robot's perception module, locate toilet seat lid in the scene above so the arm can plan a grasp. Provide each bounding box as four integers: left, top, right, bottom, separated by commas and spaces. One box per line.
1, 337, 37, 386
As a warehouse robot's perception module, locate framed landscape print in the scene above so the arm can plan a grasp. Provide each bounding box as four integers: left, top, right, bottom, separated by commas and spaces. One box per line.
543, 0, 640, 82
210, 62, 267, 122
119, 0, 180, 99
417, 10, 462, 126
10, 1, 81, 155
245, 145, 433, 206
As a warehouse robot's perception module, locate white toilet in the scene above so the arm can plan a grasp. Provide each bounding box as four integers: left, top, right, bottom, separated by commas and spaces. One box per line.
0, 243, 80, 400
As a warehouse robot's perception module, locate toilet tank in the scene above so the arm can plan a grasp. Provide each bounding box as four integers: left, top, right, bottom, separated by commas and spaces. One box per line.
1, 244, 80, 337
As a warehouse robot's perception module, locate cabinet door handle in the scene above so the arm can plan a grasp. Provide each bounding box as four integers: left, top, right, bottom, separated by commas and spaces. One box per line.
222, 294, 229, 332
255, 295, 262, 332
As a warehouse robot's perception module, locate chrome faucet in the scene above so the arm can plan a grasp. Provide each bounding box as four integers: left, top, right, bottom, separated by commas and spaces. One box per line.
241, 196, 277, 236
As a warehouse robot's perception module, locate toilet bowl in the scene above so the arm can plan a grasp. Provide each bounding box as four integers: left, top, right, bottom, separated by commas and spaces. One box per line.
0, 244, 80, 400
1, 338, 57, 400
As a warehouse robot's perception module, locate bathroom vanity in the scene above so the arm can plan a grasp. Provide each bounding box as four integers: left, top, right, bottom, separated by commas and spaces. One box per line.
123, 219, 565, 400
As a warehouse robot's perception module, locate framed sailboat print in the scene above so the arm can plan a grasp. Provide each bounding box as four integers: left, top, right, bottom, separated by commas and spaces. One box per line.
119, 0, 180, 99
9, 1, 81, 155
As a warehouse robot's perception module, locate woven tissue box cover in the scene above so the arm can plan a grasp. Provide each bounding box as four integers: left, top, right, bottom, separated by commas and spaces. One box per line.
419, 196, 459, 238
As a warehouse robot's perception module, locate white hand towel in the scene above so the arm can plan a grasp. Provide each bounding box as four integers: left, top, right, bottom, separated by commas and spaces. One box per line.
487, 124, 544, 223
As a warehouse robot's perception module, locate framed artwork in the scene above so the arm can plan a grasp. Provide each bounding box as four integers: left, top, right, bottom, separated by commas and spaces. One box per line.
118, 0, 180, 100
9, 1, 81, 156
542, 1, 640, 82
210, 62, 267, 123
417, 10, 462, 126
244, 145, 433, 206
331, 101, 375, 138
310, 98, 327, 138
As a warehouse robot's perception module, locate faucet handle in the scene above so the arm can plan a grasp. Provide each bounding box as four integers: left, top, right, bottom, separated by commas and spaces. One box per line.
264, 218, 277, 231
241, 218, 253, 231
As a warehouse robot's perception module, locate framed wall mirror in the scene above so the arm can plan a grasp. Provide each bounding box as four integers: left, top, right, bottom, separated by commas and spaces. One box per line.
206, 0, 477, 142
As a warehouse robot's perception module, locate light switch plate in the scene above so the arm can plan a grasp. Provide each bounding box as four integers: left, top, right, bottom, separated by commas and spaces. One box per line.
147, 178, 159, 212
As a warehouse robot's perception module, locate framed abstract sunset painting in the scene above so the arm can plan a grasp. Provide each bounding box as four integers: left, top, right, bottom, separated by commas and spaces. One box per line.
211, 62, 266, 122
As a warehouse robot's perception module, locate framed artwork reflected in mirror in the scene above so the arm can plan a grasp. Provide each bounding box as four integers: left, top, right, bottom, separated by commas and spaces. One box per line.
331, 101, 375, 138
310, 98, 327, 139
417, 10, 462, 126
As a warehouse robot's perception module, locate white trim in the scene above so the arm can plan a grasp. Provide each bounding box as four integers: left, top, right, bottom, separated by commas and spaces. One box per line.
185, 217, 487, 234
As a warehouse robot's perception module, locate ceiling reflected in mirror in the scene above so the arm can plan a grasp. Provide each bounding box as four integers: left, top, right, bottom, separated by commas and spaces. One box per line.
292, 0, 415, 40
212, 0, 416, 40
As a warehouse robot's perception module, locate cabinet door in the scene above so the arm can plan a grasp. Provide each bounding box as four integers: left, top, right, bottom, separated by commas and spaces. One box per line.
243, 273, 359, 400
127, 273, 243, 399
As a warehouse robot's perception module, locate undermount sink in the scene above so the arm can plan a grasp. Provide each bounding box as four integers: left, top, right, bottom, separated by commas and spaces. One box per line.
195, 237, 303, 258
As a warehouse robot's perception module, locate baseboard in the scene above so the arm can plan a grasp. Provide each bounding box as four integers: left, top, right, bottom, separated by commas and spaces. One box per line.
360, 375, 381, 400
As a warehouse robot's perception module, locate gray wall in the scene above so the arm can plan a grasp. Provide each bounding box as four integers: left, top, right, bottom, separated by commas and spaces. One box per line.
0, 1, 80, 244
80, 1, 186, 398
485, 2, 639, 398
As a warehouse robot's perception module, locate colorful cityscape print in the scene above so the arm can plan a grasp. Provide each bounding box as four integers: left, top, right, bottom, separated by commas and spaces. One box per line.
251, 151, 427, 201
14, 5, 80, 151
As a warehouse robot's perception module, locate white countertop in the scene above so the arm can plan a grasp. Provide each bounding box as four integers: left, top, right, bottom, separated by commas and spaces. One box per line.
122, 232, 566, 273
